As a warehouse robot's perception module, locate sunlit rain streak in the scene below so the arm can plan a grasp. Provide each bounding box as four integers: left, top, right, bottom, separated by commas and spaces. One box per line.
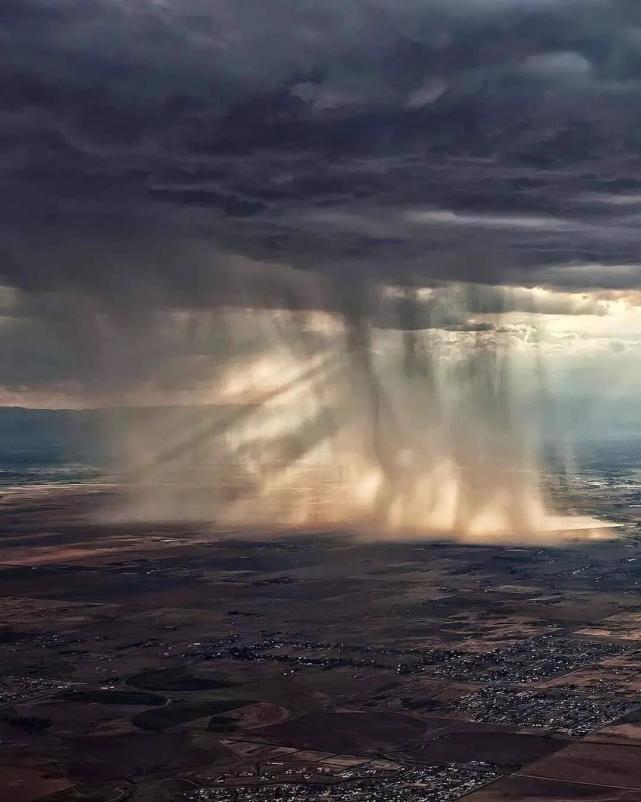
107, 282, 611, 543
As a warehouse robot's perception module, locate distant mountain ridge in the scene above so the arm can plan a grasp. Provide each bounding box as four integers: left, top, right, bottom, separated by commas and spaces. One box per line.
0, 404, 249, 466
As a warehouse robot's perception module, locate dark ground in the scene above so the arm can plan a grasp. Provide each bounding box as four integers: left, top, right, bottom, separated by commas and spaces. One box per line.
1, 481, 641, 800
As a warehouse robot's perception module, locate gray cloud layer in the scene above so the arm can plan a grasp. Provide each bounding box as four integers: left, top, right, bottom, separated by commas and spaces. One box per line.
4, 0, 641, 293
2, 0, 641, 400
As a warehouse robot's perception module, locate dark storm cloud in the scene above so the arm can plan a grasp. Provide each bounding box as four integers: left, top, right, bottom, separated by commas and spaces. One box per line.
3, 0, 641, 311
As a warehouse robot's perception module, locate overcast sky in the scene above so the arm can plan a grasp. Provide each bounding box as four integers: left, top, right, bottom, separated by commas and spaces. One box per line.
2, 0, 641, 408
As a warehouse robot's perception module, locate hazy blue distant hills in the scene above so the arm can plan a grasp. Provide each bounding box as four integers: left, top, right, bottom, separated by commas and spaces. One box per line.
0, 407, 104, 465
0, 405, 248, 487
0, 403, 640, 488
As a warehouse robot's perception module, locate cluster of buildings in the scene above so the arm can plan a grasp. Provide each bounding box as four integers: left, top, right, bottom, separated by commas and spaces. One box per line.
0, 675, 72, 705
181, 763, 502, 802
188, 631, 626, 685
451, 686, 634, 735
